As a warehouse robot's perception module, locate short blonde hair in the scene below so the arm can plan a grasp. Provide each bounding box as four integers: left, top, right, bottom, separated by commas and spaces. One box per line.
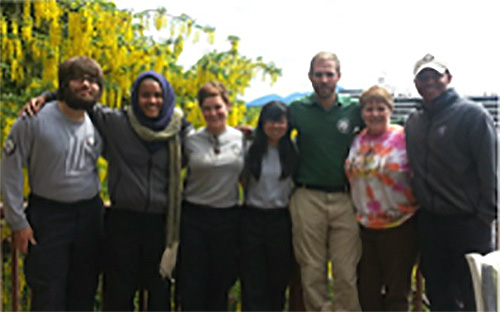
359, 85, 394, 111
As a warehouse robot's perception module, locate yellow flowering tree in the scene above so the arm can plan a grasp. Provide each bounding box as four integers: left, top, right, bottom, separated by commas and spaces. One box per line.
1, 0, 280, 141
0, 0, 280, 309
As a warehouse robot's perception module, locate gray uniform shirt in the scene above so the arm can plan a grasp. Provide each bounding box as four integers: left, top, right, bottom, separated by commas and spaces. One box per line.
245, 146, 293, 209
183, 127, 244, 208
1, 102, 102, 231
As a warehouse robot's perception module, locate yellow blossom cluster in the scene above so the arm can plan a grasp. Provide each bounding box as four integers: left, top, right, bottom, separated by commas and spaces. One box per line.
1, 0, 281, 177
1, 0, 280, 133
2, 1, 197, 112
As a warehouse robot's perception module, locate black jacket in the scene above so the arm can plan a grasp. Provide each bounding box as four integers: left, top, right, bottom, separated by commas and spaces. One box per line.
405, 89, 497, 223
92, 105, 192, 214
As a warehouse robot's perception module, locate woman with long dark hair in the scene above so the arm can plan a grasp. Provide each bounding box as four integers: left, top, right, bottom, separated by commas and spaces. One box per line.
240, 100, 299, 311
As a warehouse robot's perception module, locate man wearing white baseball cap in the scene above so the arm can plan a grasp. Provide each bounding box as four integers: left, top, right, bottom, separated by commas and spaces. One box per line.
405, 54, 497, 311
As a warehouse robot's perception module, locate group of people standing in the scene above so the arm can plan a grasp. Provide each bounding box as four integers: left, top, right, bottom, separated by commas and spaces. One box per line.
1, 50, 497, 312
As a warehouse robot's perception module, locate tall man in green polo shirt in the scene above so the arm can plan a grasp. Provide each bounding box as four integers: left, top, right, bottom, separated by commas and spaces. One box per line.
289, 51, 363, 311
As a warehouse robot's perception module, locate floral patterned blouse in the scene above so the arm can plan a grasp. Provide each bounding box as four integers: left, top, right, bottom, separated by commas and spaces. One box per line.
345, 124, 418, 229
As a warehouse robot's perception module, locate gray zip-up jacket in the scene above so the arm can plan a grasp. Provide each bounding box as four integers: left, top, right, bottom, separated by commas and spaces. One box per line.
92, 105, 192, 214
405, 89, 497, 223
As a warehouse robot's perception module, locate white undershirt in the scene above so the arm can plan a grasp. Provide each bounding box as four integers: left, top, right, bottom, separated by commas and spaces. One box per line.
245, 146, 293, 209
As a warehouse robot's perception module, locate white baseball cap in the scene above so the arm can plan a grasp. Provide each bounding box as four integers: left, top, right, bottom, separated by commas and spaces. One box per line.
413, 54, 449, 77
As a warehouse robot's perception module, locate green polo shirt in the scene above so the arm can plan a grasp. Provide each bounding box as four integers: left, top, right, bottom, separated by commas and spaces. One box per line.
290, 93, 363, 187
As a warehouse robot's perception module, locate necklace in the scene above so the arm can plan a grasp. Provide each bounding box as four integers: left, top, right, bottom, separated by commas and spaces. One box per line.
211, 134, 220, 154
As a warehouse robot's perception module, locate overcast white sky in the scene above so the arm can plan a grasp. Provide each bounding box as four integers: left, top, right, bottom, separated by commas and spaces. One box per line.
115, 0, 499, 101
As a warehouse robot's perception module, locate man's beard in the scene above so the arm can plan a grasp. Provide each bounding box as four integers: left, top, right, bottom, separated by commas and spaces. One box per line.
63, 88, 99, 111
313, 83, 335, 99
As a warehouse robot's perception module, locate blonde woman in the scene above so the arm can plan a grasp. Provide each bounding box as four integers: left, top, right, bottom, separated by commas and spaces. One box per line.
345, 85, 419, 311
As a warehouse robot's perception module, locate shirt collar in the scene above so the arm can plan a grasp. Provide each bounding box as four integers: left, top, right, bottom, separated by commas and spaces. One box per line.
303, 93, 344, 108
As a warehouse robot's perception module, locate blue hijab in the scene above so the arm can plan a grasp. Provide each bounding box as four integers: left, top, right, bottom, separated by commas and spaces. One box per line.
131, 70, 175, 131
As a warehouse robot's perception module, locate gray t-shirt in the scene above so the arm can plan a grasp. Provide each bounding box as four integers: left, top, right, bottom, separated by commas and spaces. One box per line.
1, 102, 102, 230
183, 127, 244, 208
245, 146, 293, 209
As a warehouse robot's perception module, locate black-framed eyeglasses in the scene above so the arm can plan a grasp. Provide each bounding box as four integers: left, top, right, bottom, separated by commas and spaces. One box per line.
71, 75, 99, 84
312, 72, 335, 79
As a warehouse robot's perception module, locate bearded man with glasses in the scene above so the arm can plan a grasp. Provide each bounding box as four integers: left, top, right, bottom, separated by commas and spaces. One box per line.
1, 56, 104, 311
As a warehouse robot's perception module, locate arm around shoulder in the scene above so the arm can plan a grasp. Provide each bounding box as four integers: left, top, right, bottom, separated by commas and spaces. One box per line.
23, 90, 57, 117
181, 117, 195, 140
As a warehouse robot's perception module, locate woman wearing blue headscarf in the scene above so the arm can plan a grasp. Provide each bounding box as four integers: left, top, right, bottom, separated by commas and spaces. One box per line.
25, 71, 192, 311
97, 71, 193, 311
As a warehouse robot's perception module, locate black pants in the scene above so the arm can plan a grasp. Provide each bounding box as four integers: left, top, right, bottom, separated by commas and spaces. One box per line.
24, 194, 103, 311
239, 206, 293, 312
417, 210, 493, 311
103, 210, 171, 311
178, 201, 240, 311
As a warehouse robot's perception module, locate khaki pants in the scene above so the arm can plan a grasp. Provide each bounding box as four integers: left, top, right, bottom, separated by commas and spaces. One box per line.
290, 188, 361, 311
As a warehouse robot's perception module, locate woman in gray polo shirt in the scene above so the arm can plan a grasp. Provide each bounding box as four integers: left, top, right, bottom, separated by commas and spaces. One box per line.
178, 81, 245, 311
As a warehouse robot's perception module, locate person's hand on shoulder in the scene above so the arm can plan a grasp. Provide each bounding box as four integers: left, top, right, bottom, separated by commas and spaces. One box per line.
235, 125, 254, 140
21, 94, 48, 117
